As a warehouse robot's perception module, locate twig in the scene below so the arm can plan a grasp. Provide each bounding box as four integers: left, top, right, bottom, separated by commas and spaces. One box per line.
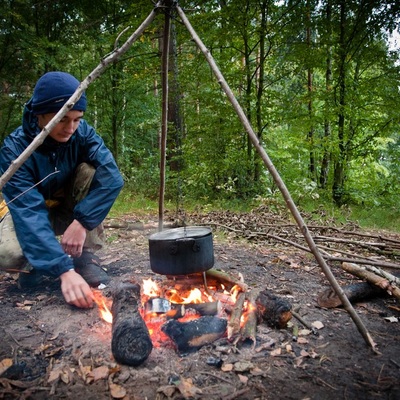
222, 387, 251, 400
198, 372, 231, 384
291, 310, 311, 329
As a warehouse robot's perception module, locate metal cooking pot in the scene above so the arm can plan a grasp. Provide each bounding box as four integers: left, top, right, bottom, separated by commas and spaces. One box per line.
148, 226, 214, 275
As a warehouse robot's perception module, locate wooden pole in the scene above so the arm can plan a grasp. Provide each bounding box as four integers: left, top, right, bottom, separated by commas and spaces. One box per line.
175, 4, 377, 351
158, 2, 172, 231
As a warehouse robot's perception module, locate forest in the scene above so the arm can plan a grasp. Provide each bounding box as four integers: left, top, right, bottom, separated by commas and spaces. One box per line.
0, 0, 399, 210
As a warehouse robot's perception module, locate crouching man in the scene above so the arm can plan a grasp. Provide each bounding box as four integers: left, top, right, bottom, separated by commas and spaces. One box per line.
0, 71, 124, 309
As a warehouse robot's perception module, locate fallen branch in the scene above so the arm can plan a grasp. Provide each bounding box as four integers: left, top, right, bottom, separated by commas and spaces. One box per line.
104, 220, 176, 231
341, 262, 400, 300
363, 266, 400, 286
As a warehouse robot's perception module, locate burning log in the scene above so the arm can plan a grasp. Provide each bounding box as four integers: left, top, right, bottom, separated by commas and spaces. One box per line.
111, 283, 153, 366
255, 289, 292, 329
161, 316, 227, 353
227, 292, 246, 339
238, 289, 258, 345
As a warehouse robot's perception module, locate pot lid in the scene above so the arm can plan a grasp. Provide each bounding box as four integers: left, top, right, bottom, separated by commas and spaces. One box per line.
149, 226, 212, 240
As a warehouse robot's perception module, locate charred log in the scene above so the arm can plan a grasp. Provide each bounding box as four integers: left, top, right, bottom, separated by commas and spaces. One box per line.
255, 289, 292, 329
111, 283, 153, 366
161, 316, 227, 353
317, 282, 386, 308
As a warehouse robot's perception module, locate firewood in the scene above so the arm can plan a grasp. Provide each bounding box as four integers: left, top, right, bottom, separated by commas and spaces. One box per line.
317, 282, 386, 308
227, 292, 246, 339
237, 289, 258, 345
341, 262, 400, 300
111, 283, 153, 366
206, 269, 248, 292
255, 289, 292, 329
161, 316, 227, 353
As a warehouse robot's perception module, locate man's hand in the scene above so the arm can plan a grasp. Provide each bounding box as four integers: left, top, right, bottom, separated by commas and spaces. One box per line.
61, 219, 87, 258
60, 269, 94, 308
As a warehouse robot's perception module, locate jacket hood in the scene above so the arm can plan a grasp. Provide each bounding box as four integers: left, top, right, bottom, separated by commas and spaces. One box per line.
22, 98, 41, 140
22, 98, 74, 149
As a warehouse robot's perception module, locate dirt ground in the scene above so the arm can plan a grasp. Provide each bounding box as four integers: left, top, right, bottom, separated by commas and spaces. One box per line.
0, 209, 399, 400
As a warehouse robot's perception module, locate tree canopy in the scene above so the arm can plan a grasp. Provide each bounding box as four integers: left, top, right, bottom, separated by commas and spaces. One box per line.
1, 0, 399, 207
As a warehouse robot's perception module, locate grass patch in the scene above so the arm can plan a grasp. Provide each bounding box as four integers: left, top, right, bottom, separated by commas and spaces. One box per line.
349, 205, 400, 232
109, 188, 400, 233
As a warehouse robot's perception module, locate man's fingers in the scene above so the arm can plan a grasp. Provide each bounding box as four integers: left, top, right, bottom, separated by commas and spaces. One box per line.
65, 287, 93, 308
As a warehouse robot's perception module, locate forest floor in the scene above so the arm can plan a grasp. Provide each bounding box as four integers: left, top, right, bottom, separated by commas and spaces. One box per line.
0, 206, 399, 400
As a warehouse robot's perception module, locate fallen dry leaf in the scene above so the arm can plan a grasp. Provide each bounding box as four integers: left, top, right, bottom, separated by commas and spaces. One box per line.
88, 365, 109, 382
270, 348, 282, 356
0, 358, 13, 375
312, 321, 324, 330
299, 329, 312, 336
238, 374, 248, 384
157, 385, 176, 397
47, 363, 73, 385
109, 382, 127, 399
250, 367, 266, 377
297, 337, 309, 344
177, 377, 202, 398
234, 361, 254, 372
221, 363, 233, 372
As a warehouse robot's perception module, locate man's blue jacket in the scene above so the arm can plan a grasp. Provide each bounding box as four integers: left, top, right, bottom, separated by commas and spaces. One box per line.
0, 99, 124, 276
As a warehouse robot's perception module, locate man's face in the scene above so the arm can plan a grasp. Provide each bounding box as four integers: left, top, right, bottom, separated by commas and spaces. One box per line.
37, 110, 84, 143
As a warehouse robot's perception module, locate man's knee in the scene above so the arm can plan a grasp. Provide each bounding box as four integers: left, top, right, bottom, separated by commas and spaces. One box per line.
0, 213, 26, 271
73, 163, 96, 202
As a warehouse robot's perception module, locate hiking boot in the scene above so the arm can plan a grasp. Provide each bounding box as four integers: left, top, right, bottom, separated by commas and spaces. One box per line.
73, 251, 110, 287
18, 268, 48, 289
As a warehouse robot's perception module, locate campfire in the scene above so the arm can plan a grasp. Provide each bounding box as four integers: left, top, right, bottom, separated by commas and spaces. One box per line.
94, 270, 293, 367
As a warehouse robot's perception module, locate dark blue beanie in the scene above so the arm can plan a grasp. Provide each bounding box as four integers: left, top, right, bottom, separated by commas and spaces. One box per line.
31, 71, 87, 115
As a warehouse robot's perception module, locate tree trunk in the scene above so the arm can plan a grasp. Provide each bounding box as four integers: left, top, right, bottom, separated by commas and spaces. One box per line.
332, 0, 347, 206
254, 0, 268, 184
320, 0, 332, 189
167, 20, 184, 173
306, 0, 315, 179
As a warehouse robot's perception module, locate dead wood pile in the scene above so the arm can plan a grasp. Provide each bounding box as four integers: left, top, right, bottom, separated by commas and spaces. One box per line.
184, 206, 400, 269
106, 206, 400, 267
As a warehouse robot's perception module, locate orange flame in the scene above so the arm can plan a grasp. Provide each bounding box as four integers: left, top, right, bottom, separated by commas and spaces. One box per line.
93, 291, 113, 324
142, 278, 160, 297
